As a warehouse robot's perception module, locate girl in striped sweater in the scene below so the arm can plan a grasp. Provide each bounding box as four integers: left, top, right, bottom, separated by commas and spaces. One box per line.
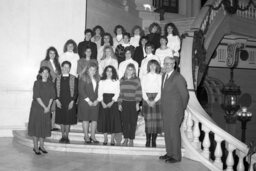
118, 63, 142, 147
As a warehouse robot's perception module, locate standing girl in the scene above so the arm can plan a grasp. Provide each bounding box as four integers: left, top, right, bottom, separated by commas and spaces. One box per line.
28, 66, 55, 155
78, 62, 100, 144
119, 63, 142, 147
97, 65, 121, 146
141, 60, 163, 147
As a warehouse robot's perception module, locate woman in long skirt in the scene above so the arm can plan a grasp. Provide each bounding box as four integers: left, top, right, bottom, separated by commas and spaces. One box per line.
141, 59, 163, 147
28, 66, 55, 155
97, 65, 121, 146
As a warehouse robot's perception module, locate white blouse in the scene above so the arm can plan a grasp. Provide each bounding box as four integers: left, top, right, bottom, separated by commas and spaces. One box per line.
141, 73, 162, 102
155, 47, 173, 67
98, 79, 120, 102
139, 54, 160, 80
99, 57, 118, 76
118, 58, 139, 78
167, 34, 181, 57
59, 52, 79, 77
130, 35, 140, 48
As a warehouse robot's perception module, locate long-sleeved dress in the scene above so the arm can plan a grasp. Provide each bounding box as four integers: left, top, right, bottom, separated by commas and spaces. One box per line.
55, 75, 78, 125
28, 80, 55, 138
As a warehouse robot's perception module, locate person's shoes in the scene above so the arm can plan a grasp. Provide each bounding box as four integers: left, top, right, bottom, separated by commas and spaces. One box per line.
59, 137, 65, 143
33, 148, 41, 155
90, 137, 99, 144
165, 158, 181, 163
145, 133, 151, 147
128, 140, 134, 147
159, 154, 171, 160
103, 141, 108, 145
84, 137, 91, 144
65, 137, 70, 144
51, 128, 59, 131
122, 139, 128, 146
110, 141, 115, 146
39, 147, 48, 154
151, 133, 157, 147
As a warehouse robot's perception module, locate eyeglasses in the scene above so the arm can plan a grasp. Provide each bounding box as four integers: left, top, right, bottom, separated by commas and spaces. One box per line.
163, 63, 175, 66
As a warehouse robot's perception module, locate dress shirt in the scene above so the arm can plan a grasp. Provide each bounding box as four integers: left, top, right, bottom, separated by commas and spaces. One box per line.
163, 70, 174, 88
85, 78, 97, 102
99, 57, 118, 76
98, 79, 120, 102
130, 35, 140, 48
141, 72, 162, 102
139, 53, 160, 80
59, 52, 79, 77
118, 58, 139, 78
167, 34, 181, 57
49, 59, 56, 72
155, 47, 174, 67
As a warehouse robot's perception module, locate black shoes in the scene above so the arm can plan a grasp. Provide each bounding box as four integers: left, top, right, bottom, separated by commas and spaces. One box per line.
151, 133, 157, 148
145, 133, 151, 147
159, 154, 181, 163
90, 137, 99, 144
39, 147, 48, 154
59, 136, 70, 144
33, 148, 41, 155
159, 154, 170, 160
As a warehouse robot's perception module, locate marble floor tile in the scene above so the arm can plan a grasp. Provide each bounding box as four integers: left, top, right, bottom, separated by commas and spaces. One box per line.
0, 138, 209, 171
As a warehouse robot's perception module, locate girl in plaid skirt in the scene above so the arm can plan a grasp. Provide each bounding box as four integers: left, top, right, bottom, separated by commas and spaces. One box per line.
141, 59, 163, 147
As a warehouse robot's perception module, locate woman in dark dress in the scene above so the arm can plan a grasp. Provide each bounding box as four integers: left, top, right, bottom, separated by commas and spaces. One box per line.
40, 47, 61, 131
78, 61, 100, 144
97, 65, 121, 146
28, 66, 55, 155
55, 61, 78, 144
147, 22, 161, 52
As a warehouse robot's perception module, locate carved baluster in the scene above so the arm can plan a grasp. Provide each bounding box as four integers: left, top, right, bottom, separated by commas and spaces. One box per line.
214, 135, 223, 169
226, 143, 235, 171
236, 150, 245, 171
202, 126, 210, 159
192, 117, 200, 150
183, 110, 189, 131
186, 111, 193, 141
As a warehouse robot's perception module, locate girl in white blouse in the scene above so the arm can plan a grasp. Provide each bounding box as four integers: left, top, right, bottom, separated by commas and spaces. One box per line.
141, 59, 163, 148
98, 45, 118, 76
130, 25, 144, 48
97, 65, 121, 146
164, 23, 181, 59
155, 36, 173, 68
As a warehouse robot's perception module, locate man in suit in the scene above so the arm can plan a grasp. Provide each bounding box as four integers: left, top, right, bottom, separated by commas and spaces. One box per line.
159, 57, 189, 163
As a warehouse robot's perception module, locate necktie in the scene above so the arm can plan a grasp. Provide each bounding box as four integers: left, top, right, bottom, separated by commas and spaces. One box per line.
163, 74, 169, 88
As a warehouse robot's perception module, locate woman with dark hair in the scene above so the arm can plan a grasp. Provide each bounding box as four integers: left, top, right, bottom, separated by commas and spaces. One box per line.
78, 61, 100, 144
133, 36, 148, 67
40, 46, 61, 130
130, 25, 144, 48
147, 22, 161, 51
77, 47, 98, 76
141, 60, 163, 147
55, 61, 78, 144
99, 45, 118, 76
97, 65, 121, 146
40, 46, 61, 82
118, 63, 142, 147
164, 22, 181, 58
92, 25, 105, 49
28, 66, 55, 155
78, 28, 98, 59
59, 39, 79, 77
113, 25, 126, 49
97, 33, 114, 62
115, 32, 135, 64
155, 36, 173, 68
118, 46, 138, 78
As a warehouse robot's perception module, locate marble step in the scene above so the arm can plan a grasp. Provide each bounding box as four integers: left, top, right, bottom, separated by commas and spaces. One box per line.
13, 130, 185, 156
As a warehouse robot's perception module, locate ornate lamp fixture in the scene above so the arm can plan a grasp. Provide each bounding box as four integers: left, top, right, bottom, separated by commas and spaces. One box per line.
221, 43, 242, 123
236, 107, 252, 142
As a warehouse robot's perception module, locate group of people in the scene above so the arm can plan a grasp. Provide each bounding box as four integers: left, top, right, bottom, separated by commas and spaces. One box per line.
27, 22, 189, 163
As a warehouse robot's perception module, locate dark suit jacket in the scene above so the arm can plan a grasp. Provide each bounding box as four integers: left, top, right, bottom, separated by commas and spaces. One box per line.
133, 46, 145, 67
78, 79, 98, 102
40, 60, 60, 82
78, 40, 97, 59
